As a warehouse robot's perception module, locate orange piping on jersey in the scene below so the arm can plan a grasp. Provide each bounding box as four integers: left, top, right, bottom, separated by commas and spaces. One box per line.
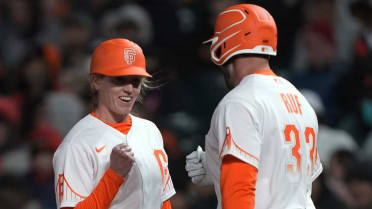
163, 175, 171, 192
221, 155, 257, 209
219, 127, 259, 161
57, 174, 87, 200
231, 138, 259, 161
63, 168, 124, 209
58, 174, 64, 203
251, 69, 277, 76
161, 199, 172, 209
154, 150, 167, 184
219, 127, 232, 157
219, 127, 231, 158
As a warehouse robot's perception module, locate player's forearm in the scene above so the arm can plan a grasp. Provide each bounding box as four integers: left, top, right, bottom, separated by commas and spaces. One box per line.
67, 168, 125, 209
221, 155, 258, 209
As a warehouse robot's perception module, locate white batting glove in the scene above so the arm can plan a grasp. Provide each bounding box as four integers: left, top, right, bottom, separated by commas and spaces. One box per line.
185, 146, 212, 185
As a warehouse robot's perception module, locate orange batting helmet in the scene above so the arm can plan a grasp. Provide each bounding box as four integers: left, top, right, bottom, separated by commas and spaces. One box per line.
90, 38, 152, 77
204, 4, 277, 65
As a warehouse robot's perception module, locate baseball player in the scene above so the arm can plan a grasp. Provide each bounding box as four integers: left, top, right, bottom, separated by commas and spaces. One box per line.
53, 39, 175, 209
185, 4, 322, 209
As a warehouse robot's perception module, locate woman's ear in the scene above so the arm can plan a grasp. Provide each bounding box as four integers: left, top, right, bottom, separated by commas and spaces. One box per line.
90, 74, 101, 91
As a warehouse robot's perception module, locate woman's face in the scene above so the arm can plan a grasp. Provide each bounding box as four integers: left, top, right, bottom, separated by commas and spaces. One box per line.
92, 75, 143, 123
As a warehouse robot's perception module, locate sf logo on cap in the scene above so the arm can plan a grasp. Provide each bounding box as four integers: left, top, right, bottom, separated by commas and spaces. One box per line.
124, 48, 136, 65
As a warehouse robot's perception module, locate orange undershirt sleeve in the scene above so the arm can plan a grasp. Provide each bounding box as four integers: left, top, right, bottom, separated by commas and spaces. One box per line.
220, 155, 258, 209
62, 168, 124, 209
161, 199, 172, 209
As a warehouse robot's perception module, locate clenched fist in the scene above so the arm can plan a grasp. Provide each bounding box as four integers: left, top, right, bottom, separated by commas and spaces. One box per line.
110, 143, 135, 178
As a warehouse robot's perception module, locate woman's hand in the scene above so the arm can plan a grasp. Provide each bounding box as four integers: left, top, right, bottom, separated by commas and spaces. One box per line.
110, 143, 135, 177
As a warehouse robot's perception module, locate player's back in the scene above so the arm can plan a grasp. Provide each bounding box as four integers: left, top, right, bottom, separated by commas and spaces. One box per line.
233, 72, 322, 209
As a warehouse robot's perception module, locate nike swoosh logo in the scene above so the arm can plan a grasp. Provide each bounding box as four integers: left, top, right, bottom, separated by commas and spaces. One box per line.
95, 145, 106, 153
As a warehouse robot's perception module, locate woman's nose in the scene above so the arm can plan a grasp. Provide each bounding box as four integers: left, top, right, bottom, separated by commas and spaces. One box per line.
122, 83, 134, 93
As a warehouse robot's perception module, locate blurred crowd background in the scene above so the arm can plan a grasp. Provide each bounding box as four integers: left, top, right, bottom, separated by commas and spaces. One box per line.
0, 0, 372, 209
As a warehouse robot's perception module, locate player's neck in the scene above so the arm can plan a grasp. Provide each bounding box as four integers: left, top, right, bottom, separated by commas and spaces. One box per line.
94, 106, 129, 124
233, 57, 271, 83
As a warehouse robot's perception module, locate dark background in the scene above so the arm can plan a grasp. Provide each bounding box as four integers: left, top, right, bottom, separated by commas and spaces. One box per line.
0, 0, 372, 209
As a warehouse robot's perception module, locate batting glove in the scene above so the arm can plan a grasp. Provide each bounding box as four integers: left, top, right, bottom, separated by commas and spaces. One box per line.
185, 146, 212, 185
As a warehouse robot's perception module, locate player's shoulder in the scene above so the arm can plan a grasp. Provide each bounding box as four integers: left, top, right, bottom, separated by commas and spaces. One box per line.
223, 75, 273, 101
130, 114, 162, 138
131, 114, 158, 130
218, 82, 259, 110
68, 114, 106, 136
58, 114, 107, 148
214, 74, 295, 113
213, 93, 260, 122
130, 114, 164, 145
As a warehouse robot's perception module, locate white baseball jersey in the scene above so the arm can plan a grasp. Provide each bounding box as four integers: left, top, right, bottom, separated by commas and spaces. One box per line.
53, 114, 175, 209
205, 70, 322, 209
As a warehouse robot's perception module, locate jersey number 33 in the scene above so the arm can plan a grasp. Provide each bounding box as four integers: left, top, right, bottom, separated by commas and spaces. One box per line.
283, 124, 318, 183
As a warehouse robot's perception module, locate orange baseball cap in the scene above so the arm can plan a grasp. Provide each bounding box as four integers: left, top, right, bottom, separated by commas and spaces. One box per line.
90, 38, 152, 77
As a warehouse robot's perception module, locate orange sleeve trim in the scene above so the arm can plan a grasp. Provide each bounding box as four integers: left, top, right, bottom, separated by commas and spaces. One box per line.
219, 128, 259, 162
163, 175, 171, 192
219, 127, 232, 158
58, 174, 87, 199
72, 168, 125, 209
161, 199, 172, 209
221, 155, 258, 209
231, 139, 259, 161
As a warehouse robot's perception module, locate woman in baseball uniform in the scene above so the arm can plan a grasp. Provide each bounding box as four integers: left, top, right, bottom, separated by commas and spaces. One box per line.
53, 38, 175, 209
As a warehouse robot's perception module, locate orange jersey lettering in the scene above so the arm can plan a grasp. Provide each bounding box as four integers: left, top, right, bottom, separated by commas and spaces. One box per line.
280, 93, 302, 115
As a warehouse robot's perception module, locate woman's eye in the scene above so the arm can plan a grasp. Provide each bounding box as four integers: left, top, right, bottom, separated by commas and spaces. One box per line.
111, 77, 142, 87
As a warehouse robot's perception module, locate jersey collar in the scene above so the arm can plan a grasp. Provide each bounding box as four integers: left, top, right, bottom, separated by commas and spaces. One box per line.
91, 112, 132, 135
251, 69, 277, 76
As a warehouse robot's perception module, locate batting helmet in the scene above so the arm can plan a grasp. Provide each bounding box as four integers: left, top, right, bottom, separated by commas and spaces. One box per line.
204, 4, 277, 65
90, 38, 152, 77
